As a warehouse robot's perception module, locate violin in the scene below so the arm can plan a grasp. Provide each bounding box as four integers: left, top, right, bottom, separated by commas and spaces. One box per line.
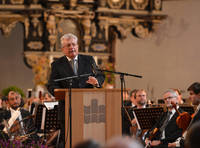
10, 120, 21, 134
144, 128, 159, 148
8, 113, 35, 141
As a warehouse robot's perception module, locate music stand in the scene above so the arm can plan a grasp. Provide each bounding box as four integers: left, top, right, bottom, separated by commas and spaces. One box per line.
133, 107, 164, 130
34, 102, 60, 134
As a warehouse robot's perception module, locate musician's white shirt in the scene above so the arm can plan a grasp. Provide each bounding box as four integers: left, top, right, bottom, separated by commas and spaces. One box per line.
3, 107, 21, 133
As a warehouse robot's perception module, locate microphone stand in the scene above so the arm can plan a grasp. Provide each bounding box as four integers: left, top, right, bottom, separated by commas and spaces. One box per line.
96, 68, 142, 134
54, 73, 94, 148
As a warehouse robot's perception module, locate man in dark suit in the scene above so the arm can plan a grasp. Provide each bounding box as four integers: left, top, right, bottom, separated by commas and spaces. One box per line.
145, 89, 183, 148
47, 33, 105, 147
47, 33, 105, 96
168, 82, 200, 148
122, 89, 137, 136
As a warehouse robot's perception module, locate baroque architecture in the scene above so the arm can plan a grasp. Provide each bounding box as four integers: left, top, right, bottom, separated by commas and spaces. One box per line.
0, 0, 167, 87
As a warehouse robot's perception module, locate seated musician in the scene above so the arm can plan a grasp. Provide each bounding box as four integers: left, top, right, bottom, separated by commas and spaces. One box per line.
123, 89, 138, 135
172, 88, 184, 104
144, 89, 183, 148
131, 89, 149, 124
123, 89, 149, 136
0, 90, 38, 142
168, 82, 200, 148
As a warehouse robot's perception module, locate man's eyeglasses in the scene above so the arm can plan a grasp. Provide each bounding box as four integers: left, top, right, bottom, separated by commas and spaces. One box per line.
163, 96, 175, 101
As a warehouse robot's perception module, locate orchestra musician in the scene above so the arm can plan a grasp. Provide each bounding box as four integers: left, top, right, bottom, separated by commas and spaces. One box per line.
144, 89, 183, 148
123, 89, 138, 135
123, 89, 149, 137
168, 82, 200, 148
0, 90, 38, 142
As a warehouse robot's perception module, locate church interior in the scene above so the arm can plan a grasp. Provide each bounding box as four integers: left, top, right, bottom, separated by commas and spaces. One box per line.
0, 0, 200, 147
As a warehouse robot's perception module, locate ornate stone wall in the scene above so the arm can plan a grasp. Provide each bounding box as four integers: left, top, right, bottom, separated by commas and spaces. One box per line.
0, 0, 167, 87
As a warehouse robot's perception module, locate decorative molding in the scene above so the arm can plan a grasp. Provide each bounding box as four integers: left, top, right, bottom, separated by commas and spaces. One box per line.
91, 43, 107, 52
0, 21, 17, 36
134, 24, 149, 38
27, 41, 44, 50
0, 0, 169, 86
10, 0, 24, 5
0, 15, 24, 36
131, 0, 149, 10
107, 0, 126, 9
154, 0, 162, 10
70, 0, 78, 9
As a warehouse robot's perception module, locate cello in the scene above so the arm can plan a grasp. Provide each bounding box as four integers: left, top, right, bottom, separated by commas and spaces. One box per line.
171, 102, 192, 133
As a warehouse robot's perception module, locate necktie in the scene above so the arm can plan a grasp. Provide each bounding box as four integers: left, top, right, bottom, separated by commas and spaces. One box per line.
160, 111, 172, 132
70, 59, 77, 75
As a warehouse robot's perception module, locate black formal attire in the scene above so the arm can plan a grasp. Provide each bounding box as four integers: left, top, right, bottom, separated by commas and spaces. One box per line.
47, 54, 105, 148
122, 100, 134, 136
0, 108, 37, 142
122, 104, 150, 136
47, 54, 105, 96
145, 109, 183, 148
178, 107, 200, 148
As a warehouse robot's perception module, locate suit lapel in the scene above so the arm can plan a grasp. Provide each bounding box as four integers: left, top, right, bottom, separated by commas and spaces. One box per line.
61, 56, 74, 76
77, 55, 85, 75
191, 109, 200, 125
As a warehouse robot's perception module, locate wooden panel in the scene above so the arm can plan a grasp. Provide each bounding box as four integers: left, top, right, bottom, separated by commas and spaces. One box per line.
105, 89, 122, 140
55, 89, 121, 148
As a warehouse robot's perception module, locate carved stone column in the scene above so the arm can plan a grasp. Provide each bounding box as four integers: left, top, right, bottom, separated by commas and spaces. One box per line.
46, 14, 57, 51
82, 18, 92, 52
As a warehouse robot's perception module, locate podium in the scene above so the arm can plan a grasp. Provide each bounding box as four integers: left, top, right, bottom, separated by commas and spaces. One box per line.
54, 88, 122, 148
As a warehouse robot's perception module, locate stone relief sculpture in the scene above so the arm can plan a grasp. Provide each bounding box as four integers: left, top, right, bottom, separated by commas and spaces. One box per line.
46, 14, 57, 51
46, 15, 56, 35
24, 18, 30, 39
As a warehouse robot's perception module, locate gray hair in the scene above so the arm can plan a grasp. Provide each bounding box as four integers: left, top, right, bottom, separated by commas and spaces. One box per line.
163, 89, 178, 98
60, 33, 78, 48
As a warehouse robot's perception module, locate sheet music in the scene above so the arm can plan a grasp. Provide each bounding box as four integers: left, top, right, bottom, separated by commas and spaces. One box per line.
44, 101, 59, 110
41, 107, 46, 130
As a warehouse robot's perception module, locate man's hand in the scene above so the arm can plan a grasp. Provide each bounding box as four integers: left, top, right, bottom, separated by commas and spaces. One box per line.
168, 142, 176, 148
150, 140, 161, 146
131, 118, 137, 126
86, 76, 99, 86
145, 138, 151, 146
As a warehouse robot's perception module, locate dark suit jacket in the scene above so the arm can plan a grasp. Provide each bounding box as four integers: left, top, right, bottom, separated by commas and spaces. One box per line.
145, 109, 183, 147
188, 109, 200, 129
179, 109, 200, 148
122, 101, 134, 135
47, 54, 105, 96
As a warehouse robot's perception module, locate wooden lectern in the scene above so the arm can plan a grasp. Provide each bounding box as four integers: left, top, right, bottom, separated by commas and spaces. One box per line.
54, 88, 122, 148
